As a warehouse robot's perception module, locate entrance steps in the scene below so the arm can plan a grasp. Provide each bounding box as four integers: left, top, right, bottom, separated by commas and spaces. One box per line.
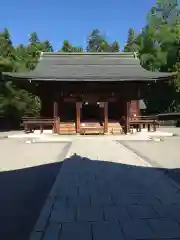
58, 122, 76, 134
58, 122, 123, 135
81, 122, 103, 128
80, 122, 104, 135
108, 122, 123, 135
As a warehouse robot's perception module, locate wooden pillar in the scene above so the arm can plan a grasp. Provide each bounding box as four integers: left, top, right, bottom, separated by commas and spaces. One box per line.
125, 100, 130, 134
53, 82, 59, 133
136, 100, 140, 116
129, 100, 140, 117
104, 102, 108, 133
137, 84, 141, 116
76, 102, 81, 133
53, 101, 58, 133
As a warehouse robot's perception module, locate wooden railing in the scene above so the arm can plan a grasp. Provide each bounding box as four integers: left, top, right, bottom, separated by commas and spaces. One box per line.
156, 113, 180, 127
129, 116, 159, 132
129, 115, 157, 121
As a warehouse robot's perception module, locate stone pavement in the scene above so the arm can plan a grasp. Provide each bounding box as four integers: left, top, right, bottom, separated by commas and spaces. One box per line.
30, 139, 180, 240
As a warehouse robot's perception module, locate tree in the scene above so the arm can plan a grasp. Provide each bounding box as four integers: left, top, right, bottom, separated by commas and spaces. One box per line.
87, 29, 104, 52
0, 57, 14, 72
0, 29, 42, 126
140, 0, 179, 70
0, 28, 15, 61
87, 29, 120, 52
60, 40, 83, 52
111, 41, 120, 52
0, 81, 40, 122
123, 0, 179, 113
29, 32, 39, 45
26, 32, 50, 69
60, 40, 73, 52
124, 28, 139, 52
43, 40, 54, 52
147, 0, 179, 25
133, 0, 180, 113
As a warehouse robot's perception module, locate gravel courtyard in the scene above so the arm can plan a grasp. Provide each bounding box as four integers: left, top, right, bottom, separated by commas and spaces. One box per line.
120, 134, 180, 187
120, 137, 180, 169
0, 139, 71, 240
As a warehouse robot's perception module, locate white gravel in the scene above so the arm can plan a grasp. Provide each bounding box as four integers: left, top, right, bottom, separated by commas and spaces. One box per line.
121, 137, 180, 169
0, 139, 68, 171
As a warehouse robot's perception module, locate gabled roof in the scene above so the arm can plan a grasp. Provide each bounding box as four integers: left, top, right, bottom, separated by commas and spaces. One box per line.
3, 52, 176, 81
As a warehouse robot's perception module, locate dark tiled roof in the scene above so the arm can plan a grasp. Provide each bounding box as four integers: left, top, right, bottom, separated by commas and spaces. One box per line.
3, 52, 175, 81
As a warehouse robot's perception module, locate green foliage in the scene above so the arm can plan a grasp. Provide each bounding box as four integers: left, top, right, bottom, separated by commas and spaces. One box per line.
0, 30, 43, 124
123, 0, 180, 113
87, 29, 120, 52
60, 40, 83, 52
0, 57, 14, 72
111, 41, 120, 52
124, 28, 139, 52
29, 32, 39, 45
0, 81, 40, 118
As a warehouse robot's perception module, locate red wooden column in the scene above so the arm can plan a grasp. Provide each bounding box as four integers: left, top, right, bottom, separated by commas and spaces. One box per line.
124, 100, 130, 134
76, 102, 81, 133
137, 84, 141, 116
104, 102, 108, 133
53, 101, 58, 133
136, 100, 140, 116
129, 100, 140, 117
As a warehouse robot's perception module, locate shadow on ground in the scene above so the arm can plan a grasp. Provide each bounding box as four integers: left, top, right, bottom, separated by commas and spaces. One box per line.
0, 162, 63, 240
38, 154, 180, 240
1, 154, 180, 240
119, 140, 180, 185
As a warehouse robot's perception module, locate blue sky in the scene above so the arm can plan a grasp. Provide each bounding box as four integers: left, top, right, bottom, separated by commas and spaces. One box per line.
0, 0, 156, 51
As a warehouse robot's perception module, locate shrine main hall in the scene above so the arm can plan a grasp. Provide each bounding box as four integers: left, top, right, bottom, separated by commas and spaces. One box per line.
3, 52, 174, 134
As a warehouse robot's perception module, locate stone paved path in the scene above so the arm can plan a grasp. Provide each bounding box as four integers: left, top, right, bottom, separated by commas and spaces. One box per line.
30, 139, 180, 240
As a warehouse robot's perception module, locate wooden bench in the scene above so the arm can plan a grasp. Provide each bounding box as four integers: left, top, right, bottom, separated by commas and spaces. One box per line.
21, 117, 54, 133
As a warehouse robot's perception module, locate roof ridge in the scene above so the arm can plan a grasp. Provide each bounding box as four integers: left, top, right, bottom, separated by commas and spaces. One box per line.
41, 52, 137, 58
